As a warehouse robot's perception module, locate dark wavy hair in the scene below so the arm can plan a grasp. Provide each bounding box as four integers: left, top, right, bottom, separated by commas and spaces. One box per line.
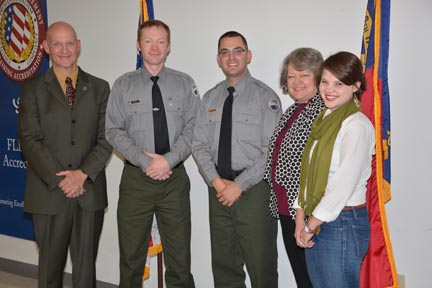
318, 51, 366, 99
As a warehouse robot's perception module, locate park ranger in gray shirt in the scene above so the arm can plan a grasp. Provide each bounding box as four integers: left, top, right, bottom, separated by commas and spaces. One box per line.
106, 66, 198, 170
192, 31, 281, 288
105, 20, 197, 288
193, 70, 280, 191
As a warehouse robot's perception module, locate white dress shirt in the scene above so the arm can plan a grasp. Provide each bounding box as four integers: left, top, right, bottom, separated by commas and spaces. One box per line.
295, 111, 375, 222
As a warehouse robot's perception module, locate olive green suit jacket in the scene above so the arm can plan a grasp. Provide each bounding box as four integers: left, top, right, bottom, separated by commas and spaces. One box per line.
18, 67, 112, 215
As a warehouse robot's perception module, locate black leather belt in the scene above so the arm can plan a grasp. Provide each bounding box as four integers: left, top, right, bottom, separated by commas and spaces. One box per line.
125, 160, 183, 169
216, 166, 245, 181
230, 169, 244, 180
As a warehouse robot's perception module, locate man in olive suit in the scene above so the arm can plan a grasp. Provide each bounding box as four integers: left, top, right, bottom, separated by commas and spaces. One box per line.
18, 21, 112, 288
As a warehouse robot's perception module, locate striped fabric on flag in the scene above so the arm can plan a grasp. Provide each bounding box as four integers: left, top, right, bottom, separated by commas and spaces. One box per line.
136, 0, 162, 282
359, 0, 397, 287
136, 0, 154, 69
4, 3, 31, 62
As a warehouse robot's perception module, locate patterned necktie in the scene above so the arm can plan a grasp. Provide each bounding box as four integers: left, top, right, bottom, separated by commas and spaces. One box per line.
65, 77, 75, 108
217, 86, 235, 180
151, 76, 170, 154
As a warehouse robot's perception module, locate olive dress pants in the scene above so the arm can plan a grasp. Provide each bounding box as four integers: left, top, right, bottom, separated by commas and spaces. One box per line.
117, 163, 195, 288
209, 180, 278, 288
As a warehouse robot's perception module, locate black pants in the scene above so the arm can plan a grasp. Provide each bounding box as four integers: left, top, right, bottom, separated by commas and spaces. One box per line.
279, 214, 312, 288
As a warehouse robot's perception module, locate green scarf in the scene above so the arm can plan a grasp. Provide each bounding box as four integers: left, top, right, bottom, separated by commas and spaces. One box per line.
298, 99, 361, 217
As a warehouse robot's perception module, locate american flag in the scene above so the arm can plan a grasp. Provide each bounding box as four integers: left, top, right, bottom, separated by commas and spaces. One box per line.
4, 3, 31, 62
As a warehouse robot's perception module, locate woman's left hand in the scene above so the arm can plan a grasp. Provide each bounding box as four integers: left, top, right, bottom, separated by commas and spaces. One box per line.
295, 209, 315, 248
298, 229, 315, 248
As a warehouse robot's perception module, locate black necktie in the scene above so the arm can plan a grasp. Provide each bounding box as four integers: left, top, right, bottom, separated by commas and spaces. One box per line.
218, 86, 235, 180
65, 77, 75, 108
151, 76, 170, 154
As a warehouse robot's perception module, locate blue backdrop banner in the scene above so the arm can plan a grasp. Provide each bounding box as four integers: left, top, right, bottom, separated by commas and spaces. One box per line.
0, 0, 49, 240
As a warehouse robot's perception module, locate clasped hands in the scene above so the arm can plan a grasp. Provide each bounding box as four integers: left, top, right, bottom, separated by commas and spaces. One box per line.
56, 169, 88, 199
294, 210, 319, 249
294, 223, 315, 249
212, 177, 242, 207
144, 151, 173, 181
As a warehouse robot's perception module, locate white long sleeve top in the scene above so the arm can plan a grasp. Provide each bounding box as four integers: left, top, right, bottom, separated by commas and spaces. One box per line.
294, 111, 375, 222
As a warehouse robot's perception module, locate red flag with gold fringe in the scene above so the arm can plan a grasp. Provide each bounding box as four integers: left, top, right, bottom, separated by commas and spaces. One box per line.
359, 0, 397, 287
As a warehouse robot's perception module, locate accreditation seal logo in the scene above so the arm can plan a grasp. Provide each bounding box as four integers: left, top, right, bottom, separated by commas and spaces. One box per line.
0, 0, 45, 82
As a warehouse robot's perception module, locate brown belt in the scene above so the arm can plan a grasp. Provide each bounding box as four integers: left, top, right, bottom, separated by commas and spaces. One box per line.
342, 204, 366, 211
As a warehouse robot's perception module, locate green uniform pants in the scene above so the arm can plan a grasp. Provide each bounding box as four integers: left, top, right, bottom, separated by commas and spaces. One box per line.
209, 180, 278, 288
118, 163, 195, 288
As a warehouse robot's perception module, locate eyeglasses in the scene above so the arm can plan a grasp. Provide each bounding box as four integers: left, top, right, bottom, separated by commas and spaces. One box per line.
218, 47, 246, 57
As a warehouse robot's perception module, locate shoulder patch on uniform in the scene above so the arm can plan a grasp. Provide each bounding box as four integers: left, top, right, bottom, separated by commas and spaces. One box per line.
192, 84, 200, 97
268, 98, 280, 113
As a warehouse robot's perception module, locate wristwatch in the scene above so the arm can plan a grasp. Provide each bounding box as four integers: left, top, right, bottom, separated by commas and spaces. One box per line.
304, 225, 317, 234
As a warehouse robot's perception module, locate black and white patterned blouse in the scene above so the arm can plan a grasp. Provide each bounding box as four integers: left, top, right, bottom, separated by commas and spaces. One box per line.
264, 93, 325, 219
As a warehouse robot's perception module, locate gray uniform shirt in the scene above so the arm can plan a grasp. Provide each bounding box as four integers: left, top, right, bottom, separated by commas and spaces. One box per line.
192, 71, 282, 191
106, 66, 199, 170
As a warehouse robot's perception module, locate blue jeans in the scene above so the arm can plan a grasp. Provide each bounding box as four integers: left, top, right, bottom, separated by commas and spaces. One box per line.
305, 207, 370, 288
